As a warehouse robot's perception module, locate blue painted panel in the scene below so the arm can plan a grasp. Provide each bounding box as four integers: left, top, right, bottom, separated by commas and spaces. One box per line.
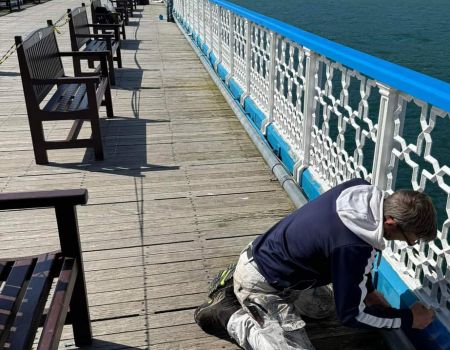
300, 169, 323, 200
201, 43, 209, 56
229, 79, 244, 100
242, 97, 266, 130
209, 0, 450, 112
209, 52, 217, 67
265, 124, 295, 174
217, 63, 228, 81
375, 257, 450, 350
196, 35, 203, 47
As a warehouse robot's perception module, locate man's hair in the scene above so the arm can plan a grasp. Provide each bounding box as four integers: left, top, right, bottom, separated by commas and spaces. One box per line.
384, 190, 437, 242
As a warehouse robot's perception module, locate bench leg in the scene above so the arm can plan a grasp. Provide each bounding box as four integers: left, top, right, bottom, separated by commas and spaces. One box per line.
73, 57, 82, 77
105, 82, 114, 118
91, 117, 104, 160
116, 46, 123, 69
108, 54, 116, 86
70, 273, 92, 346
122, 22, 126, 40
29, 119, 49, 164
55, 205, 93, 346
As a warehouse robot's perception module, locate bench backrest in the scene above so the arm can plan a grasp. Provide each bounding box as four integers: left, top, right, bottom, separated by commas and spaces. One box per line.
91, 0, 103, 23
15, 26, 64, 108
91, 0, 118, 24
68, 5, 91, 51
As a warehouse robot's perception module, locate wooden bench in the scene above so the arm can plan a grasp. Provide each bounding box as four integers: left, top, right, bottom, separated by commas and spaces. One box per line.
68, 4, 123, 86
0, 189, 91, 349
91, 0, 127, 40
15, 26, 114, 165
114, 0, 134, 19
91, 0, 128, 40
0, 0, 21, 12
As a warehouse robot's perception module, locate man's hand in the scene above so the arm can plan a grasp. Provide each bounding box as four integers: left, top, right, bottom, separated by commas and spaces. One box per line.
364, 291, 391, 308
411, 302, 434, 329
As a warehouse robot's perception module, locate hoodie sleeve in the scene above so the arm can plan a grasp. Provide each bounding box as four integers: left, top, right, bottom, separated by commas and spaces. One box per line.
331, 244, 413, 329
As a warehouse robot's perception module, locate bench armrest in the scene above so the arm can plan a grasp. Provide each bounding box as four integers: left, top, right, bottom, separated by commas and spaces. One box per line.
31, 76, 101, 85
86, 24, 121, 42
88, 23, 121, 29
59, 51, 110, 78
0, 189, 88, 210
74, 33, 114, 40
59, 50, 110, 59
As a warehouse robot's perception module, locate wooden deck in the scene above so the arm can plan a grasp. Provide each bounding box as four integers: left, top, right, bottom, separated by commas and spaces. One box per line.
0, 1, 388, 348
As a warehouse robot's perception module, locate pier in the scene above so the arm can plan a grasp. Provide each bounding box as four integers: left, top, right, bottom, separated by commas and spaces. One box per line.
0, 0, 449, 348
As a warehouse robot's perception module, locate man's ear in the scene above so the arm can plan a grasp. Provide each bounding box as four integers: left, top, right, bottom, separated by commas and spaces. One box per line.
384, 216, 396, 226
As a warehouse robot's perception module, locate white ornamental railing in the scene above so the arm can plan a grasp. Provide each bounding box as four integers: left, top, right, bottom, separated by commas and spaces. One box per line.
173, 0, 450, 330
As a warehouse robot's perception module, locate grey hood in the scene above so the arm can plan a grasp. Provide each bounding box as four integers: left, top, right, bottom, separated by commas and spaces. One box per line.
336, 184, 385, 250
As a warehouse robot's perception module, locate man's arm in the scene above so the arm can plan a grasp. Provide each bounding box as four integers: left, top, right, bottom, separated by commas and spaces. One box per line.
331, 244, 414, 329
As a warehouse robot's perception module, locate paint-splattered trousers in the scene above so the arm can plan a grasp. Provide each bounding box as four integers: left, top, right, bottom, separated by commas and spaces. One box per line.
227, 245, 335, 350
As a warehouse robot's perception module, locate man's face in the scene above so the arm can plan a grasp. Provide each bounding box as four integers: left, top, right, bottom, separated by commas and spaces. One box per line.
383, 216, 420, 246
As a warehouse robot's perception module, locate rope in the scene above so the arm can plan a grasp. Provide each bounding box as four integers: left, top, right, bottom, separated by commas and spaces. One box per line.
51, 13, 71, 34
0, 42, 18, 65
0, 0, 93, 65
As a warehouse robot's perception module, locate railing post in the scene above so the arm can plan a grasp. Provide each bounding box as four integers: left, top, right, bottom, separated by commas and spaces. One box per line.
194, 0, 199, 36
372, 83, 402, 190
214, 6, 223, 71
261, 31, 277, 135
208, 2, 213, 56
201, 0, 206, 44
190, 0, 194, 31
240, 19, 252, 105
225, 11, 235, 85
294, 48, 318, 183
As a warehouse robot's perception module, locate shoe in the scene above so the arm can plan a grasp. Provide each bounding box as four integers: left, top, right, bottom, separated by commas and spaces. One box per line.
208, 263, 236, 297
194, 284, 241, 336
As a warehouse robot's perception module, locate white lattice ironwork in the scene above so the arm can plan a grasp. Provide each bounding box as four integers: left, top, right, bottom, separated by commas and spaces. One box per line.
272, 38, 307, 156
233, 15, 247, 89
309, 57, 378, 187
211, 4, 220, 56
220, 9, 231, 71
383, 96, 450, 315
249, 24, 272, 115
198, 0, 204, 41
173, 0, 450, 326
202, 0, 211, 49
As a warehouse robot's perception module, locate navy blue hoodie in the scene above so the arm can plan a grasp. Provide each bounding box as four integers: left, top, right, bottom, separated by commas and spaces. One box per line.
252, 178, 413, 329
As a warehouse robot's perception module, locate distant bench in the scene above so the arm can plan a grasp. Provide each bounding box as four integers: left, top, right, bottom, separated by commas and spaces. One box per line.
0, 189, 91, 349
16, 26, 114, 165
0, 0, 21, 11
68, 4, 123, 86
0, 0, 45, 12
91, 0, 127, 39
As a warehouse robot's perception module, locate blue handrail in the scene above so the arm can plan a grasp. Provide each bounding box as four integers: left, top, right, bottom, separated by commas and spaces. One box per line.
211, 0, 450, 113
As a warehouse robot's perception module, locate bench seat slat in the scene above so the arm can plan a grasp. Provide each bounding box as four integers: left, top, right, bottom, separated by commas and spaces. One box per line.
84, 39, 118, 55
85, 40, 107, 52
6, 253, 60, 350
38, 258, 77, 350
0, 258, 34, 343
44, 84, 89, 113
